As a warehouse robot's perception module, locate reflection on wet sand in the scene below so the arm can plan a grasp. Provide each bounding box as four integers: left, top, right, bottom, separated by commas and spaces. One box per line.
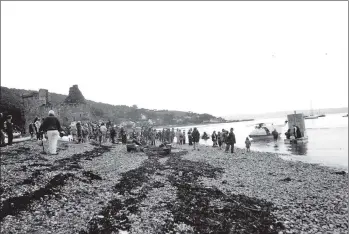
286, 143, 308, 155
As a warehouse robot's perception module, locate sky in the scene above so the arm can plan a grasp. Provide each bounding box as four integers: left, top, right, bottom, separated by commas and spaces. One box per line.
1, 1, 348, 117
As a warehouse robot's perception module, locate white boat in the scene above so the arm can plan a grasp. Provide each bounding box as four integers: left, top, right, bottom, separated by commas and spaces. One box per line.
248, 123, 282, 140
304, 115, 319, 119
304, 101, 319, 119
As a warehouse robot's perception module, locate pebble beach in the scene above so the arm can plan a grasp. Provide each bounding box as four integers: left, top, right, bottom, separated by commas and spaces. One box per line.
0, 140, 347, 234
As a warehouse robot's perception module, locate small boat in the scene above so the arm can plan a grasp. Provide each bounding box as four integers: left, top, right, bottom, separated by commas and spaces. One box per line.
248, 123, 281, 140
343, 114, 348, 117
317, 109, 326, 118
304, 115, 319, 119
304, 101, 319, 119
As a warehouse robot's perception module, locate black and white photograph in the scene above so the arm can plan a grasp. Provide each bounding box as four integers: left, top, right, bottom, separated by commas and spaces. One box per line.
0, 1, 348, 233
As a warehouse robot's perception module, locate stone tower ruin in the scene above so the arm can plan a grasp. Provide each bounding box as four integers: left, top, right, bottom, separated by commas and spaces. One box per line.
22, 85, 91, 129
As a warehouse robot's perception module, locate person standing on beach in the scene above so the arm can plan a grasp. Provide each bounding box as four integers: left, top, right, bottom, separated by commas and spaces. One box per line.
225, 128, 236, 153
82, 124, 89, 143
120, 127, 127, 144
161, 129, 165, 142
217, 131, 223, 149
179, 130, 184, 145
0, 113, 6, 147
34, 117, 42, 140
188, 128, 193, 145
76, 122, 82, 143
272, 129, 279, 142
29, 122, 35, 139
221, 129, 227, 149
166, 128, 171, 143
71, 123, 77, 143
245, 137, 251, 152
211, 131, 218, 147
39, 110, 62, 155
192, 127, 200, 150
100, 123, 108, 143
110, 126, 116, 144
176, 129, 180, 145
182, 130, 186, 144
150, 129, 156, 146
170, 128, 175, 143
4, 115, 14, 146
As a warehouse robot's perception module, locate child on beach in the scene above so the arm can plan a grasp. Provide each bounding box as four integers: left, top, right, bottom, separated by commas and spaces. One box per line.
245, 137, 251, 152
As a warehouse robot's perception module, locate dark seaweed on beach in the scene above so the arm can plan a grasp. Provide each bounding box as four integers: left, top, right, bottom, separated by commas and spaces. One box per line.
0, 173, 74, 222
82, 149, 283, 234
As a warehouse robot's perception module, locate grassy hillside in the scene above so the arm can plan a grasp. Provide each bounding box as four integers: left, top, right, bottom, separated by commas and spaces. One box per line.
0, 86, 225, 127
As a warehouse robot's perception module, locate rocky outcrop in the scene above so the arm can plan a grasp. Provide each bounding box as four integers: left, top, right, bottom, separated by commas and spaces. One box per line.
64, 85, 86, 104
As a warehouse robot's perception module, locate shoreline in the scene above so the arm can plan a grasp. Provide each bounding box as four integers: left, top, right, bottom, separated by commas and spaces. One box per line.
153, 119, 255, 129
1, 141, 347, 233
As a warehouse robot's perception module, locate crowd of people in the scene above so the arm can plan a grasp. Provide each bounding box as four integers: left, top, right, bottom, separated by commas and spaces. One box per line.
0, 110, 241, 154
3, 109, 305, 155
137, 127, 238, 153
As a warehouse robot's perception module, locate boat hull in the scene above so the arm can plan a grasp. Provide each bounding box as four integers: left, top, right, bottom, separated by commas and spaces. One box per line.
249, 134, 280, 140
304, 116, 318, 119
284, 137, 308, 144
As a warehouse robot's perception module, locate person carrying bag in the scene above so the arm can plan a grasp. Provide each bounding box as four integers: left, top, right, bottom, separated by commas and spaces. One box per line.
39, 110, 62, 155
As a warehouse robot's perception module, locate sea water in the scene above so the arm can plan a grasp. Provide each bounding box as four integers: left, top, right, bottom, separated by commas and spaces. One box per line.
170, 113, 348, 171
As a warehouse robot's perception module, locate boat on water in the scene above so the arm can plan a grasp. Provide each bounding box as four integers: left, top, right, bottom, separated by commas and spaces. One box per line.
248, 123, 282, 140
343, 114, 348, 117
304, 115, 319, 119
304, 101, 319, 119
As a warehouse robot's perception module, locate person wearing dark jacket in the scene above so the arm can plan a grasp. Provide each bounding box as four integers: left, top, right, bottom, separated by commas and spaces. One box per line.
110, 126, 116, 144
272, 129, 279, 142
211, 131, 218, 147
217, 132, 223, 149
120, 127, 127, 144
188, 128, 193, 145
285, 129, 291, 139
29, 122, 35, 139
192, 127, 200, 150
76, 122, 82, 143
225, 128, 236, 153
293, 125, 302, 139
0, 113, 6, 146
39, 110, 62, 155
4, 115, 14, 146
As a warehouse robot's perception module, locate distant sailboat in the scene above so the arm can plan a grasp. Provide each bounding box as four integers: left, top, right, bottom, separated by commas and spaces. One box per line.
304, 101, 319, 119
318, 109, 326, 117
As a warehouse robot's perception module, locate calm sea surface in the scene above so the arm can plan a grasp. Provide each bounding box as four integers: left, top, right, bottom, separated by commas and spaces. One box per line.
169, 113, 348, 171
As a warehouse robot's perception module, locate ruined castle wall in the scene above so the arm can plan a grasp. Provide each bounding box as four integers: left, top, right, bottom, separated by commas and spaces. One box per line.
58, 103, 91, 126
22, 88, 91, 130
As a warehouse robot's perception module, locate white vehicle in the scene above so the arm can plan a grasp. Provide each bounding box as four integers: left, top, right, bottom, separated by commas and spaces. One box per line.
248, 123, 282, 140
